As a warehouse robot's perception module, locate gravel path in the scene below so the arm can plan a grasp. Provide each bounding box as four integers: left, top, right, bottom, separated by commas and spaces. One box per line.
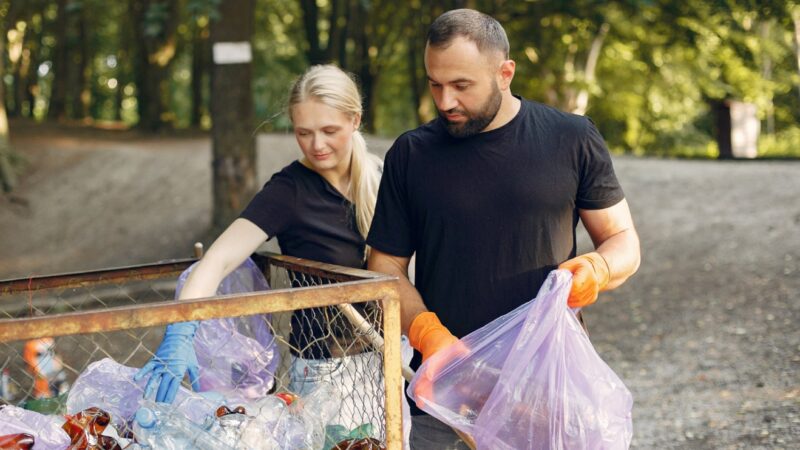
1, 125, 798, 449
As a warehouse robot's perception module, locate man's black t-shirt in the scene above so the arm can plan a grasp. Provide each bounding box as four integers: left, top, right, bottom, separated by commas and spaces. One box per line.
241, 160, 365, 358
366, 98, 624, 411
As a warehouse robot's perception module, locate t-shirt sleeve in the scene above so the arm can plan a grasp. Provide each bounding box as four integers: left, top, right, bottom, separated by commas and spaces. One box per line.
366, 137, 415, 257
239, 172, 297, 239
575, 117, 625, 210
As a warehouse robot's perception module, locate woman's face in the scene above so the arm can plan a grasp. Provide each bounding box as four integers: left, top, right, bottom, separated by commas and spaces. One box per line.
292, 99, 360, 175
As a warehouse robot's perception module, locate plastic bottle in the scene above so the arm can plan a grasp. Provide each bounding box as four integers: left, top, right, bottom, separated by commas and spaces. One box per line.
132, 402, 233, 450
0, 433, 34, 450
62, 407, 123, 450
331, 437, 385, 450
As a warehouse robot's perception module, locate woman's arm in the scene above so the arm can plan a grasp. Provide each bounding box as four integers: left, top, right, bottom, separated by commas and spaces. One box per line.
178, 218, 268, 300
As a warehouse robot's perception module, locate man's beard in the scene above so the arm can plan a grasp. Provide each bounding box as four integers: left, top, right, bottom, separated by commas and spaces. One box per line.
440, 81, 502, 138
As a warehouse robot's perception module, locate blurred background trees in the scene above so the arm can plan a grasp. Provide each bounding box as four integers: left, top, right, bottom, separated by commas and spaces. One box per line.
0, 0, 796, 158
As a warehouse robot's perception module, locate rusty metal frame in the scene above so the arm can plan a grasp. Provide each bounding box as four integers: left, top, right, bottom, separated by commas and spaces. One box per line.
0, 252, 404, 450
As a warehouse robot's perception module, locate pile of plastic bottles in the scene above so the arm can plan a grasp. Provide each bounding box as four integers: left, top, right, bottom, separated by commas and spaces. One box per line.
0, 358, 386, 450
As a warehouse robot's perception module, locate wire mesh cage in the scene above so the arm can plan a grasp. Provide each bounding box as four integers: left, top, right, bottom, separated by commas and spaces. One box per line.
0, 253, 402, 450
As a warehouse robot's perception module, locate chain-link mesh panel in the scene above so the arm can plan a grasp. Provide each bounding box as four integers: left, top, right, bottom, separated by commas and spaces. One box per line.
0, 255, 400, 450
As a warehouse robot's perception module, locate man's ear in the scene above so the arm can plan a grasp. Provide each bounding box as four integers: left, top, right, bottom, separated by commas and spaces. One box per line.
497, 59, 516, 90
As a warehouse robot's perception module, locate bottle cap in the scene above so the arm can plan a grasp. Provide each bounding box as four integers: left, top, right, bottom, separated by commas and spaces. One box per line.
135, 408, 157, 428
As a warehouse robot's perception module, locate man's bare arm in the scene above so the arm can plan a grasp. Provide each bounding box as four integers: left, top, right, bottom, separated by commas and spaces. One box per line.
367, 248, 428, 335
579, 198, 641, 290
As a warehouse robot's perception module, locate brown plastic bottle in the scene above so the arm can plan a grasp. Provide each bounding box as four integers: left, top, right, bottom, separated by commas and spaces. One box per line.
62, 407, 122, 449
331, 437, 386, 450
0, 433, 35, 450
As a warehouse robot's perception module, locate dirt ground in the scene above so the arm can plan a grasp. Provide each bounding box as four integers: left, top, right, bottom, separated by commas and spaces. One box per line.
1, 121, 798, 449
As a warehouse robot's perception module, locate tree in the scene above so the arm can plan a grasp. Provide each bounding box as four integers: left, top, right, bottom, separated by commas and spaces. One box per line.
129, 0, 180, 131
209, 0, 257, 232
0, 0, 16, 191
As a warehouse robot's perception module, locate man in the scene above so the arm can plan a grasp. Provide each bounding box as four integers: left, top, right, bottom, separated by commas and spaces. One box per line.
367, 9, 641, 449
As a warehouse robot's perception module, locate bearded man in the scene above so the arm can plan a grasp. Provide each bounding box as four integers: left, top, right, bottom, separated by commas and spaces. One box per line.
367, 8, 641, 449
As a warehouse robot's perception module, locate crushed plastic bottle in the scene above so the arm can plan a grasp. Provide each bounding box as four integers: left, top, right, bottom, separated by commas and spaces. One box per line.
132, 401, 233, 450
204, 405, 250, 449
0, 433, 34, 450
62, 407, 123, 450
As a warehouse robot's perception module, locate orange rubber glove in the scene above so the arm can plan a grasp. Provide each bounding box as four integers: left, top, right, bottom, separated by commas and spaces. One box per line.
409, 312, 459, 363
409, 312, 465, 408
558, 252, 611, 308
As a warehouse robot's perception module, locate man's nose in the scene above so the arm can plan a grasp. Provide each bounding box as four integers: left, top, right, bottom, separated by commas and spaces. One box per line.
437, 87, 458, 112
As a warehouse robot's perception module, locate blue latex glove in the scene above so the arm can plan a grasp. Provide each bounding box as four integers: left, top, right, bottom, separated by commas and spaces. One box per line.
134, 321, 201, 403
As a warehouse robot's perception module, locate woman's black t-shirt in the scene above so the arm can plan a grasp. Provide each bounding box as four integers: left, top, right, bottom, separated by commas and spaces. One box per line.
240, 160, 365, 358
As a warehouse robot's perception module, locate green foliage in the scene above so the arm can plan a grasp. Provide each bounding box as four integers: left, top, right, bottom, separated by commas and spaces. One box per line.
6, 0, 800, 159
758, 127, 800, 158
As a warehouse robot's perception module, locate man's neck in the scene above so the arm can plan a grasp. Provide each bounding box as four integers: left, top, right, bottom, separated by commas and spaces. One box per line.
483, 93, 521, 133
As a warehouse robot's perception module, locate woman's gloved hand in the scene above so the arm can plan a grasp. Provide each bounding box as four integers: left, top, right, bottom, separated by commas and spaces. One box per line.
559, 252, 611, 308
134, 321, 201, 403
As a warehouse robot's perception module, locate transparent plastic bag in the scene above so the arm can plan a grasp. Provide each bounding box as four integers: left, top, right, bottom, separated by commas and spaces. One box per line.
0, 404, 72, 449
176, 258, 280, 400
408, 270, 633, 450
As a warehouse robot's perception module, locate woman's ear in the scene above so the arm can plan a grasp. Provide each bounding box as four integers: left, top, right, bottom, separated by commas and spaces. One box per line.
353, 112, 362, 130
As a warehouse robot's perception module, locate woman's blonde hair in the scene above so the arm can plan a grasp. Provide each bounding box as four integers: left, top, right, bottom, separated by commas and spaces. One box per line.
288, 65, 383, 241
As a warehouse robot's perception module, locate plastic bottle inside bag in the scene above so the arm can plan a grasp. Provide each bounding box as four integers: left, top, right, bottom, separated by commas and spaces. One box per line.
0, 433, 35, 450
132, 402, 232, 450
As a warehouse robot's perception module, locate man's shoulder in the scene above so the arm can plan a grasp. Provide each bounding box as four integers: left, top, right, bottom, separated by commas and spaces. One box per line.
386, 120, 444, 159
521, 98, 590, 134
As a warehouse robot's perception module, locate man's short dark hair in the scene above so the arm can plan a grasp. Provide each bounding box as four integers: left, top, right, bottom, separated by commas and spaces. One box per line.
427, 9, 509, 59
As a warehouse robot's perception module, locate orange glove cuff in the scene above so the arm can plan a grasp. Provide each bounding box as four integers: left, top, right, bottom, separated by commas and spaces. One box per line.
559, 252, 611, 307
409, 312, 458, 362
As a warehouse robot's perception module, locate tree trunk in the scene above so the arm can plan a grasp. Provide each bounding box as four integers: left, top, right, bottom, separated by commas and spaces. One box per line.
0, 14, 15, 192
21, 16, 41, 118
573, 22, 609, 116
712, 100, 733, 160
190, 20, 210, 128
129, 0, 178, 131
48, 0, 68, 120
300, 0, 325, 65
760, 21, 775, 135
209, 0, 257, 233
792, 6, 800, 103
70, 7, 89, 120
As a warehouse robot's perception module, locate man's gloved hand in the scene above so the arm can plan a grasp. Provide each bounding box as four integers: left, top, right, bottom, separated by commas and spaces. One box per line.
559, 252, 611, 308
409, 312, 467, 408
409, 312, 458, 363
134, 321, 201, 403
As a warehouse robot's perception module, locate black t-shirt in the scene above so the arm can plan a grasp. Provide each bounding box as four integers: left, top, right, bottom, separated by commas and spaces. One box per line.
367, 98, 624, 411
241, 160, 365, 358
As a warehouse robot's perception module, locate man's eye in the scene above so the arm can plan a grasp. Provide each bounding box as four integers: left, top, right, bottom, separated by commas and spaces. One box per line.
456, 84, 469, 91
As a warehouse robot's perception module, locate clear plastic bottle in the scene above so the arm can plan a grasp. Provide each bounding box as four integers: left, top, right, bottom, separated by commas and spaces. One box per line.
132, 402, 233, 450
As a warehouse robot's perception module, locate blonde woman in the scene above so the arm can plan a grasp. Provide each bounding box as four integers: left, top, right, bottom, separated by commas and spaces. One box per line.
136, 65, 401, 441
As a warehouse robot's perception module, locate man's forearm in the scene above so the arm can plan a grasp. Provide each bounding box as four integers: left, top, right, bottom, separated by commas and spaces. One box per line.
596, 227, 641, 290
367, 252, 429, 334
